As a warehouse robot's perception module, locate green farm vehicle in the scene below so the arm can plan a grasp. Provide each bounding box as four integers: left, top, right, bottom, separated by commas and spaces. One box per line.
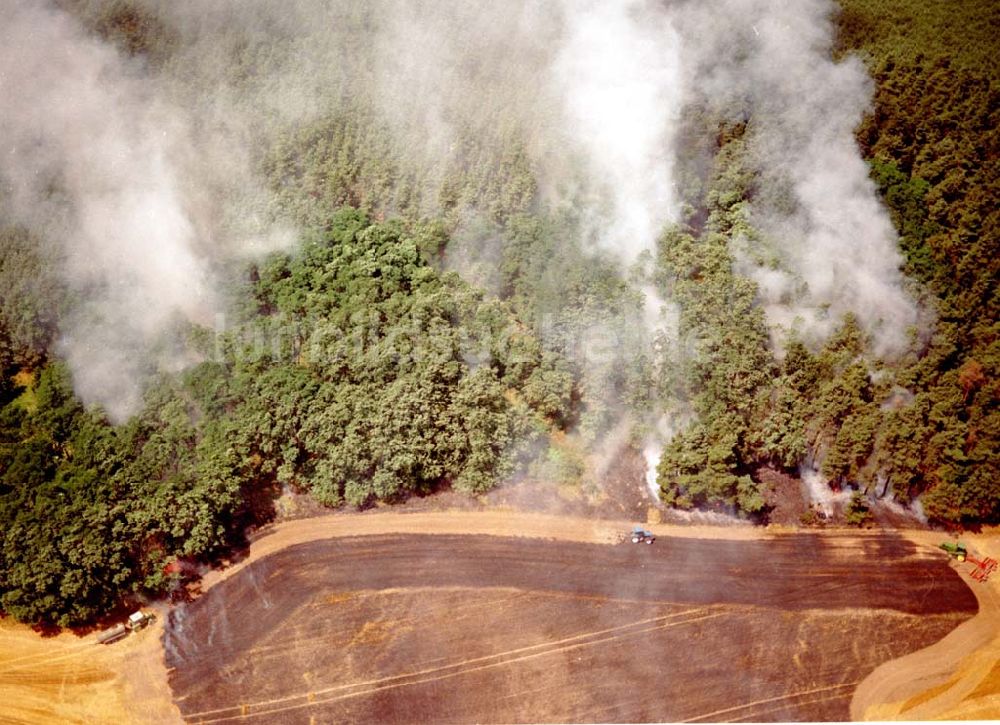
939, 541, 998, 582
939, 542, 967, 561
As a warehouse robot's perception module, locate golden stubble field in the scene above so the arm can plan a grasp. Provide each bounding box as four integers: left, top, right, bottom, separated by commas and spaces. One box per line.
0, 608, 179, 725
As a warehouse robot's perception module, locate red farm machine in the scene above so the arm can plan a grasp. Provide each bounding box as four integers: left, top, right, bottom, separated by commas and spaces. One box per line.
967, 553, 998, 582
940, 541, 997, 583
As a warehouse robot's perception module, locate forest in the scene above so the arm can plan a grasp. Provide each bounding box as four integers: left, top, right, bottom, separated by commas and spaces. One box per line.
0, 0, 997, 625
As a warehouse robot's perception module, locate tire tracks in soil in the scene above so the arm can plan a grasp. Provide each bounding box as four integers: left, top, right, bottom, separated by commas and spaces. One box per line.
682, 682, 859, 722
184, 606, 726, 723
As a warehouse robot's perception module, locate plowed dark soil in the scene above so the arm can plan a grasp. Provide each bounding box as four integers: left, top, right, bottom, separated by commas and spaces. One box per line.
165, 532, 975, 723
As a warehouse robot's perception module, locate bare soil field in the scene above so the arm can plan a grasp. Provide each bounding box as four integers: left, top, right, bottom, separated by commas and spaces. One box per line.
2, 511, 994, 723
166, 532, 975, 723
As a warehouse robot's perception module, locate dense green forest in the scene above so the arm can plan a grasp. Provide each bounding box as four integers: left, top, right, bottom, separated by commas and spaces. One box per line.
1, 0, 998, 625
0, 210, 580, 625
835, 0, 999, 521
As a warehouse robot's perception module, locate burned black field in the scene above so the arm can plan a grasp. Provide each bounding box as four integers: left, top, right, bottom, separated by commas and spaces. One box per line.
164, 533, 975, 723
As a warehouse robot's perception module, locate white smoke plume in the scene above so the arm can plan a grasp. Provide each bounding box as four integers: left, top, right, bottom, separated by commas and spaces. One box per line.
552, 0, 685, 351
549, 0, 918, 491
0, 0, 916, 430
0, 1, 212, 418
671, 0, 919, 358
0, 0, 289, 419
552, 0, 682, 266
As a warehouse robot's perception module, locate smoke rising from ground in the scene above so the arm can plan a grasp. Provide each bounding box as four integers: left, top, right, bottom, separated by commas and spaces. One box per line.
0, 1, 208, 417
1, 0, 917, 424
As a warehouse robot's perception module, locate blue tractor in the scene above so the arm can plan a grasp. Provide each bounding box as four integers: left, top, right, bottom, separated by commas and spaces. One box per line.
631, 526, 655, 544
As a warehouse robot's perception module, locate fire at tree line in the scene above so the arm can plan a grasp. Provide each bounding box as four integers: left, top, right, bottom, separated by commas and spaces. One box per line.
0, 0, 998, 627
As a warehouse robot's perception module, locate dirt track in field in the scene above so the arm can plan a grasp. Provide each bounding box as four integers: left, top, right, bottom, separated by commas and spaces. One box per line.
166, 531, 976, 723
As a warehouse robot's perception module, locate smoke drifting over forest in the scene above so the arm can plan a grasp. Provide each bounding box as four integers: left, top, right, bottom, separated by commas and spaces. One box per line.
0, 0, 290, 418
553, 0, 683, 264
673, 0, 920, 356
0, 0, 916, 420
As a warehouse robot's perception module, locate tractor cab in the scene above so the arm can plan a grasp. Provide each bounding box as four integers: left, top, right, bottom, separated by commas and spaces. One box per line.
127, 610, 155, 630
631, 526, 655, 544
939, 541, 968, 561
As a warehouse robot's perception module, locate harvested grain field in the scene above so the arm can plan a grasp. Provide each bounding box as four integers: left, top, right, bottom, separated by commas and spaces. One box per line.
165, 531, 976, 723
0, 610, 179, 725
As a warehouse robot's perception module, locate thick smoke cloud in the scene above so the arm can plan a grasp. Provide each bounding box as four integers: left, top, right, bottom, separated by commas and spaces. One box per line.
671, 0, 919, 356
0, 1, 212, 418
0, 0, 917, 423
553, 0, 682, 265
0, 0, 291, 419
